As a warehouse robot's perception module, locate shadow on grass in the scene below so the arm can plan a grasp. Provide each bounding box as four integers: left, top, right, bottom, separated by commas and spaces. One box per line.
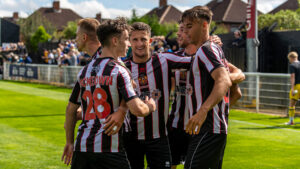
0, 114, 64, 119
240, 123, 300, 130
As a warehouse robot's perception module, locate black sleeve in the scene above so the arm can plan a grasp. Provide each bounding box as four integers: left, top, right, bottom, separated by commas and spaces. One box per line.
69, 81, 81, 105
198, 44, 224, 74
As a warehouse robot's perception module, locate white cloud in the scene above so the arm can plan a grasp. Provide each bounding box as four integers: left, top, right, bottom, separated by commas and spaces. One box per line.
43, 0, 151, 19
0, 0, 288, 19
0, 0, 39, 17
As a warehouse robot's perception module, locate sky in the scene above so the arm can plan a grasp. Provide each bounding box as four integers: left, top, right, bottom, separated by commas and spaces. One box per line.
0, 0, 289, 19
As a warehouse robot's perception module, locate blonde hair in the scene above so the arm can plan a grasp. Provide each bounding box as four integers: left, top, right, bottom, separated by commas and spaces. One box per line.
288, 51, 298, 59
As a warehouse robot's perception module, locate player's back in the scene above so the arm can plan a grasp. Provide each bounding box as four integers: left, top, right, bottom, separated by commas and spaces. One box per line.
73, 57, 135, 153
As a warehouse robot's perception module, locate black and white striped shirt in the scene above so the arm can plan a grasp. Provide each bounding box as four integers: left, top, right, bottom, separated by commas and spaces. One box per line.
188, 41, 229, 134
168, 49, 194, 130
125, 53, 191, 140
69, 57, 137, 152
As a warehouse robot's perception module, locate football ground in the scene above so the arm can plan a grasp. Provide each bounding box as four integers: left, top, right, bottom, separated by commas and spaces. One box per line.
0, 80, 300, 169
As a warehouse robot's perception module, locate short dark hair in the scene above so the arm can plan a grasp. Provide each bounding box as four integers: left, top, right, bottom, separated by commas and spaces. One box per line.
181, 6, 213, 24
97, 17, 129, 47
77, 18, 100, 42
130, 22, 151, 36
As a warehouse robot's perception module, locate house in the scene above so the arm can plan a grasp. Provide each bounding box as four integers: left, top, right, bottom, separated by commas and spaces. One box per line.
269, 0, 299, 14
2, 12, 20, 24
206, 0, 262, 32
28, 0, 82, 31
143, 0, 182, 24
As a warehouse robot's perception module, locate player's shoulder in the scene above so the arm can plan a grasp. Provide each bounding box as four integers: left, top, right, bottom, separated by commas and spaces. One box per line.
159, 51, 183, 58
200, 41, 221, 52
197, 41, 222, 57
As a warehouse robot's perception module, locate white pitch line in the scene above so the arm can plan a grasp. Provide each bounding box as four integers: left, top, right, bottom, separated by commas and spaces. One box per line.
230, 119, 300, 133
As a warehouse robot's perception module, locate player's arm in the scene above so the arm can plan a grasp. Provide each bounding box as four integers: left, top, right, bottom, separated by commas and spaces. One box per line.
62, 102, 80, 165
186, 67, 231, 135
127, 96, 156, 117
228, 62, 245, 106
104, 100, 128, 136
118, 68, 156, 117
228, 62, 245, 84
162, 53, 192, 70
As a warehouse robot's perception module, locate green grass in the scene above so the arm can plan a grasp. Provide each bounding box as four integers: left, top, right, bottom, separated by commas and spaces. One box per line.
1, 80, 300, 169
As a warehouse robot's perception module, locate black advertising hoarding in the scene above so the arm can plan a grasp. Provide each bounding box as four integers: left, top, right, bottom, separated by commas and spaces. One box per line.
9, 64, 38, 79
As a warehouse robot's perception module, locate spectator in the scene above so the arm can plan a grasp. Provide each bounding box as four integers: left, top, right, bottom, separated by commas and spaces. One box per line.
232, 30, 245, 47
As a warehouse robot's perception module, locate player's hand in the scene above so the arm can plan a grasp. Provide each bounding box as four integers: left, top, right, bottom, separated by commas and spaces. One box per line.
292, 90, 298, 96
210, 35, 223, 47
61, 143, 74, 166
104, 109, 126, 136
185, 112, 207, 135
76, 107, 82, 121
144, 96, 156, 113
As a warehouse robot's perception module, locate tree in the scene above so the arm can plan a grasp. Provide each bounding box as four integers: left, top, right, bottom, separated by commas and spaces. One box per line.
18, 11, 55, 52
209, 21, 229, 34
30, 26, 51, 52
258, 9, 300, 31
63, 21, 78, 39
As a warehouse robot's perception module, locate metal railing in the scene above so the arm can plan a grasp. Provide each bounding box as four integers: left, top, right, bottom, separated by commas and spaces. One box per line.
3, 62, 82, 87
236, 72, 291, 114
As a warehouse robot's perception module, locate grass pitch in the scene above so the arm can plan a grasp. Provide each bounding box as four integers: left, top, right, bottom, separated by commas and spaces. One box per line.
0, 80, 300, 169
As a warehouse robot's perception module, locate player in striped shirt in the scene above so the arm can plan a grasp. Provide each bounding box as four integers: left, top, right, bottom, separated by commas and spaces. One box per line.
182, 6, 232, 169
123, 22, 191, 169
168, 22, 245, 169
62, 18, 156, 169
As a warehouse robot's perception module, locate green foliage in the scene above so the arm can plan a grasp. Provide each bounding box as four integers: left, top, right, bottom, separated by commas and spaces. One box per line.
258, 9, 300, 31
18, 11, 55, 52
210, 21, 229, 34
128, 9, 178, 37
30, 26, 51, 52
63, 21, 78, 39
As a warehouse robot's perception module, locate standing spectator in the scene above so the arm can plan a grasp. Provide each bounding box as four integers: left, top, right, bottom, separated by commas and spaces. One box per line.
287, 51, 300, 125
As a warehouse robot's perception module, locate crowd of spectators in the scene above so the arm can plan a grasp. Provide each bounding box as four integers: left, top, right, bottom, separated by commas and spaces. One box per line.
0, 32, 180, 68
41, 40, 90, 66
0, 42, 32, 64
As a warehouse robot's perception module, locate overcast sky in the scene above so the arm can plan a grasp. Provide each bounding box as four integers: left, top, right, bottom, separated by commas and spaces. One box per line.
0, 0, 288, 19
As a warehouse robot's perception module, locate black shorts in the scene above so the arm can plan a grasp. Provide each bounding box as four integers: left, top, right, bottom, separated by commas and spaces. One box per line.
168, 127, 191, 165
124, 134, 172, 169
184, 132, 227, 169
71, 151, 131, 169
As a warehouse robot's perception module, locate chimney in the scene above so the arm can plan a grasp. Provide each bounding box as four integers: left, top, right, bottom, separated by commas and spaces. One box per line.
53, 0, 60, 12
13, 12, 19, 21
96, 13, 102, 22
159, 0, 167, 7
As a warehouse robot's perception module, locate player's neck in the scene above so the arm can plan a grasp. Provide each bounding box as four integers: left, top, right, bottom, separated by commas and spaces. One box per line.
132, 53, 151, 63
195, 32, 209, 49
185, 44, 197, 55
100, 47, 118, 60
85, 41, 101, 57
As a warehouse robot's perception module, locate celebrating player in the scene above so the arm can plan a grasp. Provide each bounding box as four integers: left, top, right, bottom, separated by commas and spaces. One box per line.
124, 22, 192, 169
182, 6, 232, 169
62, 18, 156, 169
